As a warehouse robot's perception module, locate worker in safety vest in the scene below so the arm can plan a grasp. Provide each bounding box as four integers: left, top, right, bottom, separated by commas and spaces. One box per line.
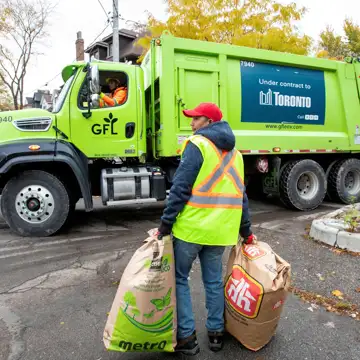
98, 77, 127, 107
156, 103, 255, 355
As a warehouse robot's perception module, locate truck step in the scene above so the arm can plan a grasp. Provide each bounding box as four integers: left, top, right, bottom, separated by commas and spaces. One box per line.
106, 198, 158, 207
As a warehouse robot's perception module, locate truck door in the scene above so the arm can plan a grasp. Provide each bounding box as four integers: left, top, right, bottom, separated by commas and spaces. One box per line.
69, 64, 139, 158
176, 63, 220, 131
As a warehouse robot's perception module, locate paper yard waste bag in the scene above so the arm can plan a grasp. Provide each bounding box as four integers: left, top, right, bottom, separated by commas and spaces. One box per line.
103, 230, 177, 352
224, 240, 291, 351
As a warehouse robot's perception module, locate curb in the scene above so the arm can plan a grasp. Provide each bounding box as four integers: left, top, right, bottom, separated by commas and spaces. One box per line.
310, 219, 360, 252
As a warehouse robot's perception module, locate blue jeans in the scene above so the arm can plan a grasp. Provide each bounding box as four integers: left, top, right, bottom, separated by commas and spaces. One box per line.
173, 237, 225, 340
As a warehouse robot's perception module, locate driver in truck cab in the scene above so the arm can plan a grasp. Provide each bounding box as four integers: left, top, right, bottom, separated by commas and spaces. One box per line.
98, 77, 127, 107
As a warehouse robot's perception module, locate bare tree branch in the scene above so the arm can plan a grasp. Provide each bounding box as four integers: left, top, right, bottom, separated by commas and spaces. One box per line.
0, 0, 55, 109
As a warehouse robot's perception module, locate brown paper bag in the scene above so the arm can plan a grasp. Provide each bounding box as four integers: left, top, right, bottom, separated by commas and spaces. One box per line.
103, 230, 177, 352
225, 240, 291, 351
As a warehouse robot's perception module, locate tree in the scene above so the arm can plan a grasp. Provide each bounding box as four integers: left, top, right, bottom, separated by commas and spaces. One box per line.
344, 19, 360, 56
317, 18, 360, 60
123, 291, 137, 313
137, 0, 312, 61
0, 0, 54, 109
317, 26, 347, 61
0, 84, 13, 111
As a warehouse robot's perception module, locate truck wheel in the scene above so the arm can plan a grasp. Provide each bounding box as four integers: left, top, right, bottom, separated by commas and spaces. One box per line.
279, 160, 326, 211
327, 158, 360, 204
0, 170, 70, 237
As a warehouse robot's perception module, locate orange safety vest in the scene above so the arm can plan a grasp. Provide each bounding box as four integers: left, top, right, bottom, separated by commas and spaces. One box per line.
100, 87, 127, 107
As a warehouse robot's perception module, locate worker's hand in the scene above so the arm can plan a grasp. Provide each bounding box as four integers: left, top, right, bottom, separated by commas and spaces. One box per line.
157, 222, 172, 238
243, 233, 257, 245
90, 94, 100, 107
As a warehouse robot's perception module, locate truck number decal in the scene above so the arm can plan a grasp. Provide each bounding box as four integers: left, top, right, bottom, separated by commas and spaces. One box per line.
0, 116, 13, 123
241, 61, 255, 68
240, 61, 325, 126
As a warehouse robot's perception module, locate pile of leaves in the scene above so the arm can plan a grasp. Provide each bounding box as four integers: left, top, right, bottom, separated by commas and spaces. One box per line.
289, 286, 360, 320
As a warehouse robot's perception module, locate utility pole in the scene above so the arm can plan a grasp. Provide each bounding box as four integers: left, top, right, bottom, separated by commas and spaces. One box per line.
112, 0, 120, 62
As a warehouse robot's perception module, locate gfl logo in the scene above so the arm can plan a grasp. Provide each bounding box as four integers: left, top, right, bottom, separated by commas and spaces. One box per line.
92, 113, 118, 135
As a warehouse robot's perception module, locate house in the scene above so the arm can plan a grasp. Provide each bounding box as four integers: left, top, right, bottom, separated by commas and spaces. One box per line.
25, 89, 60, 111
84, 28, 144, 64
25, 90, 50, 109
40, 93, 53, 111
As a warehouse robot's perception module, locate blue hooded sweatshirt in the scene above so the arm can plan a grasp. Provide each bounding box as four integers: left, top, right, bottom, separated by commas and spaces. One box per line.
159, 121, 252, 238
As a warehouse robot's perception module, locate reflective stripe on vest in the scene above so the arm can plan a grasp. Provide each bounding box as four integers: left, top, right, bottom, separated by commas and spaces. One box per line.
185, 137, 245, 209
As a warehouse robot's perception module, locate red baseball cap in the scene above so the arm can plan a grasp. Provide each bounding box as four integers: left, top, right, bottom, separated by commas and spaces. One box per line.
183, 103, 223, 122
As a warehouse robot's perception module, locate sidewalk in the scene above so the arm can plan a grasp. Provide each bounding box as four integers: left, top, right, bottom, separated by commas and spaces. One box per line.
1, 227, 359, 360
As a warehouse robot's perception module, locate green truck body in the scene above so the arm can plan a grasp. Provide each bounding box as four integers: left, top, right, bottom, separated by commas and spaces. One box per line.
1, 33, 360, 237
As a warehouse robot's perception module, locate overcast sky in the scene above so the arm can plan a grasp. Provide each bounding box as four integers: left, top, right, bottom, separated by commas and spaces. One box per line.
22, 0, 360, 98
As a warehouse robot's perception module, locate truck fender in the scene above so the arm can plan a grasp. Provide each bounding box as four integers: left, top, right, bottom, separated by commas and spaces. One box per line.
0, 139, 93, 211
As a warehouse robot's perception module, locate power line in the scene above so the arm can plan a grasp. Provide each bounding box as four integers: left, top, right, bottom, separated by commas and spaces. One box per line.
25, 23, 111, 97
96, 0, 110, 21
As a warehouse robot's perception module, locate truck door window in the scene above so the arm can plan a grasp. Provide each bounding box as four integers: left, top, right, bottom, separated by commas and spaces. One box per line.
78, 70, 128, 109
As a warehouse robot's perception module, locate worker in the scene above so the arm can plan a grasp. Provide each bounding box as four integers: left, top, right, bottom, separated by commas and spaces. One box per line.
98, 77, 127, 107
156, 103, 256, 355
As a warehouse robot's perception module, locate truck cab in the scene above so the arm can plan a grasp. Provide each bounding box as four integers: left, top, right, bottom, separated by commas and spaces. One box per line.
0, 59, 169, 237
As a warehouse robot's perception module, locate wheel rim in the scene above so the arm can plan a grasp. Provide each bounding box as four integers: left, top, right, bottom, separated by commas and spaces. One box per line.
296, 172, 320, 200
344, 169, 360, 196
15, 185, 55, 224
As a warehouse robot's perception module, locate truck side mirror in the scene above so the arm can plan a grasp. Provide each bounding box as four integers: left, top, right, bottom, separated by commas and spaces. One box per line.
90, 65, 100, 94
83, 69, 93, 119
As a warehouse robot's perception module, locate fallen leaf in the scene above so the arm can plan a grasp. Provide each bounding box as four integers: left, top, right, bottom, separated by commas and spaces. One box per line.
316, 273, 325, 281
324, 321, 335, 328
332, 290, 344, 297
107, 312, 110, 316
60, 322, 64, 325
356, 288, 360, 293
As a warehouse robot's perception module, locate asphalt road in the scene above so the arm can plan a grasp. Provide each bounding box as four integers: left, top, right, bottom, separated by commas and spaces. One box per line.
0, 197, 359, 360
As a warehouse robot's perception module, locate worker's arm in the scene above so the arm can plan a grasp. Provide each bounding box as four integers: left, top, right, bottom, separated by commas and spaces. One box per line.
99, 88, 127, 107
158, 142, 203, 235
240, 191, 252, 238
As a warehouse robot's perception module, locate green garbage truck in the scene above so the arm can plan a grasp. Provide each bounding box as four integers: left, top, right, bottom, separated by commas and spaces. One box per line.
1, 33, 360, 237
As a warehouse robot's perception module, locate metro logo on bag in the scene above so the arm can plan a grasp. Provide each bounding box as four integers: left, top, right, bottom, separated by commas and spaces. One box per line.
225, 265, 264, 319
241, 244, 267, 261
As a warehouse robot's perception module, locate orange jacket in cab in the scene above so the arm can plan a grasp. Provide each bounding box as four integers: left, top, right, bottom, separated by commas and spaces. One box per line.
99, 87, 127, 107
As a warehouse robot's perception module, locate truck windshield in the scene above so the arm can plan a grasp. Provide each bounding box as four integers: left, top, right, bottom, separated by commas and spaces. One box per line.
52, 74, 75, 113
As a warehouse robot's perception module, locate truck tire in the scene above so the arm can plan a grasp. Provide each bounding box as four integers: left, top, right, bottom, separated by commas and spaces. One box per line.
279, 160, 327, 211
0, 170, 71, 237
327, 158, 360, 204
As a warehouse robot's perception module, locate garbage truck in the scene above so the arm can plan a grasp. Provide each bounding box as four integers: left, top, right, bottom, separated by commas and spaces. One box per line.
1, 33, 360, 237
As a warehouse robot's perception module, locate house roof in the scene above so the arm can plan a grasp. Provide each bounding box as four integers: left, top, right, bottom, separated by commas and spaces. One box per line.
43, 94, 52, 103
102, 28, 138, 42
84, 41, 108, 53
84, 28, 139, 54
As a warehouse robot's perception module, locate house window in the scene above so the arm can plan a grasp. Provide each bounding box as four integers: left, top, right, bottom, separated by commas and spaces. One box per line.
93, 50, 100, 59
108, 44, 113, 58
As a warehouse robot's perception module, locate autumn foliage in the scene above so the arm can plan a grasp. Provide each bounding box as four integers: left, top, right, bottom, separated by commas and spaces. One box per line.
317, 19, 360, 60
136, 0, 312, 61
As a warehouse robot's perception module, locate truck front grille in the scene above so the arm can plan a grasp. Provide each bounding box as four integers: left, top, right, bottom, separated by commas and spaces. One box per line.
13, 117, 53, 132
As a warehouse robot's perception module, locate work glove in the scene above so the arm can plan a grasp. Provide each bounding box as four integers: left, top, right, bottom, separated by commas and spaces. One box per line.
242, 233, 257, 245
156, 222, 172, 239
